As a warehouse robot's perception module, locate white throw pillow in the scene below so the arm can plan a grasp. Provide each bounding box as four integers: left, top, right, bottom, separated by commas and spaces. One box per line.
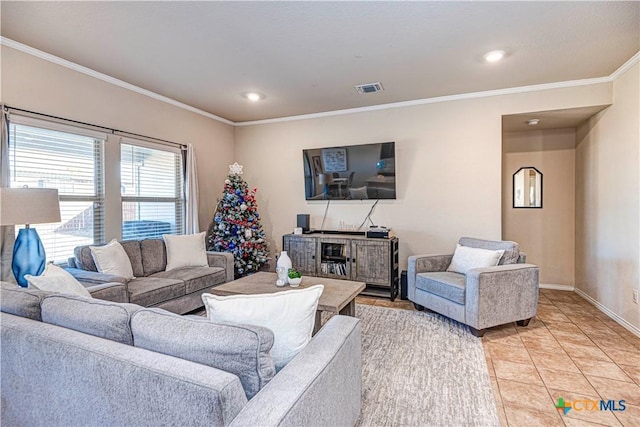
90, 239, 135, 280
25, 263, 92, 298
202, 285, 324, 370
447, 244, 505, 274
163, 232, 209, 271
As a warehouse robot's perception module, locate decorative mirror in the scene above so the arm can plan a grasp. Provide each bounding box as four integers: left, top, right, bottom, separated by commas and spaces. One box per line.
513, 167, 543, 208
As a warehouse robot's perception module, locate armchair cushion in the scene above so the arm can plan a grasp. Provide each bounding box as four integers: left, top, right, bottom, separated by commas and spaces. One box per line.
459, 237, 520, 265
446, 244, 504, 274
416, 272, 466, 304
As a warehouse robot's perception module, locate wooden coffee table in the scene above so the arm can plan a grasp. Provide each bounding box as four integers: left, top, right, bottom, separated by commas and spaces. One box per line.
209, 272, 365, 334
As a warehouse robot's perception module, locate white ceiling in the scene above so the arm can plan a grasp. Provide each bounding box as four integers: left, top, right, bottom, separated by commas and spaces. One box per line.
1, 1, 639, 124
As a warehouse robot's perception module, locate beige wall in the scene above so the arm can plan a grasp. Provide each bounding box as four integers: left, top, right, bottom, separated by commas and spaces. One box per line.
4, 42, 636, 331
576, 62, 640, 330
0, 46, 235, 233
235, 84, 612, 270
502, 129, 576, 286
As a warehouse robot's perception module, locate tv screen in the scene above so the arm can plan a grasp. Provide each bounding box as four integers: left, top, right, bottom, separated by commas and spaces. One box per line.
303, 142, 396, 200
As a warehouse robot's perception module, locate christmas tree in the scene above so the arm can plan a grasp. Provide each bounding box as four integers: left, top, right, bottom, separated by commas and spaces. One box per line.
207, 163, 269, 276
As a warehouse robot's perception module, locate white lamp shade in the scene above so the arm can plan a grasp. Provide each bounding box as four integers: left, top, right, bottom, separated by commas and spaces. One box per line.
0, 188, 61, 226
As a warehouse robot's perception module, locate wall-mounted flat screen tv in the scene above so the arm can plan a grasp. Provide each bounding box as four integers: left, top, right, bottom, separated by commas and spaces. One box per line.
303, 142, 396, 200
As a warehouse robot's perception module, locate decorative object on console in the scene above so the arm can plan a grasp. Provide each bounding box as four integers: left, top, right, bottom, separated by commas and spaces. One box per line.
0, 188, 61, 287
201, 285, 324, 371
206, 164, 269, 277
296, 214, 310, 232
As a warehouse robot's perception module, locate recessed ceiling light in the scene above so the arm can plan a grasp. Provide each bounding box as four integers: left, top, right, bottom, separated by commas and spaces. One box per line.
527, 118, 540, 126
242, 92, 264, 102
483, 50, 506, 63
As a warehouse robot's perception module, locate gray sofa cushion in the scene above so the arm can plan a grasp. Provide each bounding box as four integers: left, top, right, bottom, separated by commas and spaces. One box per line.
459, 237, 520, 265
150, 266, 226, 294
140, 238, 167, 276
41, 294, 141, 345
127, 277, 185, 307
2, 312, 247, 426
120, 240, 144, 278
74, 245, 98, 272
131, 308, 276, 399
0, 282, 52, 321
416, 272, 466, 304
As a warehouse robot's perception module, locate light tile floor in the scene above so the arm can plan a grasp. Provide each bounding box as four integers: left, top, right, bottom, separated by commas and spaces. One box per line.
356, 289, 640, 427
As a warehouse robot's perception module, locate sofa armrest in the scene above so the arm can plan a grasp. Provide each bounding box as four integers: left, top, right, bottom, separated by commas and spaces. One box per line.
465, 263, 539, 330
63, 267, 128, 286
86, 282, 129, 303
230, 315, 362, 427
407, 254, 452, 301
207, 251, 235, 283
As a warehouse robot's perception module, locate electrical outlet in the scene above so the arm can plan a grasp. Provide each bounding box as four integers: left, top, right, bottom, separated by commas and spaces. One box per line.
633, 290, 639, 304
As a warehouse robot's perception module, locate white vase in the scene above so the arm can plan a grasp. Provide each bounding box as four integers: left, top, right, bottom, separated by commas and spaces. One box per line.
276, 251, 292, 274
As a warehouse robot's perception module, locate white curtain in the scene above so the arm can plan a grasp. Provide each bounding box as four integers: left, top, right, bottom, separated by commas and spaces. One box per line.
0, 106, 16, 282
184, 143, 200, 234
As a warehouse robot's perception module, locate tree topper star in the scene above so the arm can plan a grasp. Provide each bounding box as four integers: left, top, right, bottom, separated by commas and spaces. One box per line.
229, 162, 243, 175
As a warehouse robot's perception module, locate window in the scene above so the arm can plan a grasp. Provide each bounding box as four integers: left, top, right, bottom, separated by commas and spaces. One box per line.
8, 118, 105, 263
120, 140, 184, 240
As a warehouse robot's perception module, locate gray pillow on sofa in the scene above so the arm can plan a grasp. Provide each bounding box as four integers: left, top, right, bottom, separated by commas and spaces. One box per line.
41, 294, 141, 345
131, 308, 276, 399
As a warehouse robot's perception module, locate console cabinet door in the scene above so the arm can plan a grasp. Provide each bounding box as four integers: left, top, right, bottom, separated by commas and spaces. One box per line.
351, 240, 390, 286
283, 235, 316, 275
318, 238, 351, 279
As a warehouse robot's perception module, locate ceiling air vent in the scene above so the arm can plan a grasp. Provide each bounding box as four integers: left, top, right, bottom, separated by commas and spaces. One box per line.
355, 82, 384, 94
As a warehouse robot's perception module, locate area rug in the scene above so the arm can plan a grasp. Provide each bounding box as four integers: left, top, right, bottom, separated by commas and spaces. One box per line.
352, 304, 499, 427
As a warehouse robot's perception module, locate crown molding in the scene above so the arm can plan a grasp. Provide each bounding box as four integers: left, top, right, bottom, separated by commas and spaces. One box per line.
3, 37, 637, 128
609, 51, 640, 81
235, 76, 613, 126
0, 37, 234, 126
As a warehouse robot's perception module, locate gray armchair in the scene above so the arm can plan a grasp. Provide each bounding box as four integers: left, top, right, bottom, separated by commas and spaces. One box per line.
407, 237, 539, 337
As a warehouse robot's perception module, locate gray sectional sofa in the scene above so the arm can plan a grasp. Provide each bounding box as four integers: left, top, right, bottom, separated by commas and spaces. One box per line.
65, 238, 234, 314
0, 283, 362, 426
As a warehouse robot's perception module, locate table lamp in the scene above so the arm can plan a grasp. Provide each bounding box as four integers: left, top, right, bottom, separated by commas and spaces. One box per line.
0, 188, 61, 287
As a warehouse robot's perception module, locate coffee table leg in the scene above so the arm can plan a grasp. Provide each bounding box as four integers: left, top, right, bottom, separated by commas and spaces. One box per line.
339, 299, 356, 317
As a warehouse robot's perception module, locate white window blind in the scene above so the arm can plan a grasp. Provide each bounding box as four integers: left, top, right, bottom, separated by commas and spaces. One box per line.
8, 121, 105, 263
120, 140, 184, 240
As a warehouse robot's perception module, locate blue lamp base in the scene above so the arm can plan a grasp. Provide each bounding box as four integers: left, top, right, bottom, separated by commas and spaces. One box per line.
12, 227, 46, 287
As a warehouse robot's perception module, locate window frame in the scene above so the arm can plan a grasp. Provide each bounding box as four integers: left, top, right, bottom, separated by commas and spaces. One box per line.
7, 115, 106, 262
119, 137, 185, 240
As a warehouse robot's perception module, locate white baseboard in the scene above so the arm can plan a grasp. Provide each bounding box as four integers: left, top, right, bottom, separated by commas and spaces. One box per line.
574, 288, 640, 338
539, 283, 575, 291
